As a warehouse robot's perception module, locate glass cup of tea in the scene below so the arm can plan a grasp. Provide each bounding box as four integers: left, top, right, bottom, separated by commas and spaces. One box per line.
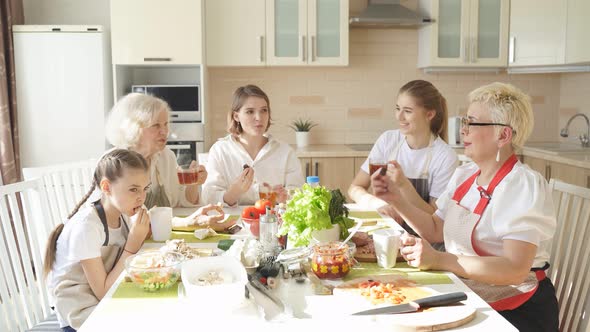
368, 157, 388, 175
259, 184, 277, 207
177, 164, 199, 185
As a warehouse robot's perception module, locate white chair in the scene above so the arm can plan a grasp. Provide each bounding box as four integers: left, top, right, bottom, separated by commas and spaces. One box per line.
22, 159, 96, 227
0, 179, 57, 331
549, 179, 590, 332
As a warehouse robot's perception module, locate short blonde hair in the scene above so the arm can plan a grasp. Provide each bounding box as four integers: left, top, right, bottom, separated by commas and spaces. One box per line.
468, 82, 533, 150
105, 93, 171, 148
227, 85, 272, 135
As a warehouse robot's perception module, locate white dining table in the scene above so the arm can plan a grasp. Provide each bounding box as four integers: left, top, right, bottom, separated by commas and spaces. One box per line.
79, 206, 518, 332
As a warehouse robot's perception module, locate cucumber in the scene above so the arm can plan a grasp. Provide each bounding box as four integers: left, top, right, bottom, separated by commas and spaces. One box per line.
217, 239, 236, 251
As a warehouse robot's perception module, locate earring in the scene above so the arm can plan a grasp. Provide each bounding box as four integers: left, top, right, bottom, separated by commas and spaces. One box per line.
495, 149, 500, 162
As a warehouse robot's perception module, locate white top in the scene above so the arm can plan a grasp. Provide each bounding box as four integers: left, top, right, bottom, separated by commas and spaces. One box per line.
91, 147, 196, 207
48, 205, 127, 326
435, 161, 556, 268
361, 130, 458, 199
202, 134, 305, 205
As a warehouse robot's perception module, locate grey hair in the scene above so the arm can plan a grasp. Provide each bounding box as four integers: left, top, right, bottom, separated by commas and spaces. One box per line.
105, 93, 171, 148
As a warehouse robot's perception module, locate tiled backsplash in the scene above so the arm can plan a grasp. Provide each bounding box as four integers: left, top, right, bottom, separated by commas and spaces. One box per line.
208, 29, 565, 148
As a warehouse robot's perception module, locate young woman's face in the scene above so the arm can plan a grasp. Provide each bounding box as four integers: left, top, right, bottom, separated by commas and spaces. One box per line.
461, 102, 499, 162
395, 93, 435, 137
105, 168, 150, 216
137, 110, 169, 155
233, 96, 269, 137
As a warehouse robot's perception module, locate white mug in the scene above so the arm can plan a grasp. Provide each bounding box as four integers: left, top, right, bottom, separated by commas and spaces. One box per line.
148, 207, 173, 241
372, 228, 403, 268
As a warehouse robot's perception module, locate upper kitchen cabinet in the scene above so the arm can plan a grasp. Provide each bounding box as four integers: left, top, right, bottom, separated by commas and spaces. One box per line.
565, 0, 590, 65
206, 0, 266, 66
111, 0, 203, 65
266, 0, 348, 66
508, 0, 566, 67
417, 0, 509, 69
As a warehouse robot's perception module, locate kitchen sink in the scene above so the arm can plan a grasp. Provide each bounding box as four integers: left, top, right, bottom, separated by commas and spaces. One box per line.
346, 144, 374, 151
524, 142, 590, 155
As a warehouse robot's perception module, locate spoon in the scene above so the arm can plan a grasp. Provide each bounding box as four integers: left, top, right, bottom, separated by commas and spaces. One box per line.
338, 221, 363, 249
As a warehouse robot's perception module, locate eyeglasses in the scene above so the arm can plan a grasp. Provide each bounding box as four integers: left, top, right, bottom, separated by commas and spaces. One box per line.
460, 116, 514, 134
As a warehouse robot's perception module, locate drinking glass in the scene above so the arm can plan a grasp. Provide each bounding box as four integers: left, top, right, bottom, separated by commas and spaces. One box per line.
177, 164, 199, 185
368, 157, 387, 175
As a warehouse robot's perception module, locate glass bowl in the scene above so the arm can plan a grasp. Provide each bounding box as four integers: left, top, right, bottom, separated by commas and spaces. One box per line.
125, 251, 183, 292
241, 217, 260, 237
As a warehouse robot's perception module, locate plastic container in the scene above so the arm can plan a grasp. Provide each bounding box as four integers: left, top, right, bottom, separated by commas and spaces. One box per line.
125, 251, 183, 292
311, 241, 351, 280
306, 176, 320, 187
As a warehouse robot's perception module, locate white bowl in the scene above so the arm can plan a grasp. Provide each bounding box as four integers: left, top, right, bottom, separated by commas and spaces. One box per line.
181, 256, 248, 310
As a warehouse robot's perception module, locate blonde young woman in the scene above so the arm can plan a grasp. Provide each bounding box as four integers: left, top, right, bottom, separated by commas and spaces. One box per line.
202, 84, 304, 206
372, 82, 558, 331
348, 80, 458, 241
105, 93, 232, 231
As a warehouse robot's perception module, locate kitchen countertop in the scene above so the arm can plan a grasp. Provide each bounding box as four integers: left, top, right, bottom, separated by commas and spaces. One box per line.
293, 144, 590, 169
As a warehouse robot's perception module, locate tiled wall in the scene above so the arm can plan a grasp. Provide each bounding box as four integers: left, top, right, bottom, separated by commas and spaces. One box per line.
208, 29, 563, 148
558, 73, 590, 143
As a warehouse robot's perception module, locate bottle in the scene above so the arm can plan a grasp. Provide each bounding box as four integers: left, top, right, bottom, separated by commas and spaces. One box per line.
259, 206, 279, 256
306, 176, 320, 187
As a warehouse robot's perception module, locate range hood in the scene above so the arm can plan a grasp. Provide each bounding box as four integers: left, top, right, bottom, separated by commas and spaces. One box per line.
350, 0, 432, 29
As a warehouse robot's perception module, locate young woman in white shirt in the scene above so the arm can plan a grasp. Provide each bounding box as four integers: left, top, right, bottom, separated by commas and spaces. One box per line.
105, 93, 231, 231
202, 84, 305, 206
348, 80, 458, 239
372, 82, 558, 331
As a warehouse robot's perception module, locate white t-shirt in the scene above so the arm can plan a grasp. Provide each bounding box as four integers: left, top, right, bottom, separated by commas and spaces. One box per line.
202, 134, 305, 205
48, 204, 128, 327
435, 161, 556, 268
360, 130, 458, 199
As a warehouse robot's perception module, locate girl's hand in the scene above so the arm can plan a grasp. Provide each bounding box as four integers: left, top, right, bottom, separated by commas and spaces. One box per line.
228, 167, 255, 196
399, 232, 437, 270
370, 164, 403, 205
271, 184, 288, 203
386, 160, 410, 187
127, 207, 150, 253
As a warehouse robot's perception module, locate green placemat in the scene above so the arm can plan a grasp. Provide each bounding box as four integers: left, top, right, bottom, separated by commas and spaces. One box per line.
345, 262, 452, 285
145, 215, 240, 243
349, 211, 383, 219
112, 281, 179, 298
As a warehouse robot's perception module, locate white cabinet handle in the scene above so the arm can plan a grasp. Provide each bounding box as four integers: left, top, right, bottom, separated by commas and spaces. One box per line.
301, 35, 306, 62
509, 36, 515, 63
144, 57, 172, 62
258, 36, 264, 62
462, 37, 469, 63
471, 37, 477, 63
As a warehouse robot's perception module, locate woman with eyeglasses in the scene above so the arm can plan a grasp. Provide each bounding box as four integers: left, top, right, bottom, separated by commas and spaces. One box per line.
348, 80, 458, 247
372, 82, 558, 331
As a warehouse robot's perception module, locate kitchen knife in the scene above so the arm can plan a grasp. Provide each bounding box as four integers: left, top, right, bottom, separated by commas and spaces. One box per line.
351, 291, 467, 316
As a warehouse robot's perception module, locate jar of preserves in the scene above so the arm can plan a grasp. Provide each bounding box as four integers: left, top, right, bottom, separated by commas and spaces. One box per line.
311, 241, 351, 279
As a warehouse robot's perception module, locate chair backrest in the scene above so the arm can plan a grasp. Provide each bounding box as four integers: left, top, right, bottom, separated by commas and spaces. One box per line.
22, 159, 96, 226
0, 179, 54, 331
549, 179, 590, 332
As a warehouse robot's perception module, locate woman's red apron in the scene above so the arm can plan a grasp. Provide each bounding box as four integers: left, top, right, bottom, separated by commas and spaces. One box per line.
443, 154, 546, 311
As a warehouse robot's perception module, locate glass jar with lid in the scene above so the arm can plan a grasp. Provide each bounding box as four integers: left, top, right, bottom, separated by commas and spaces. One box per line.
311, 241, 351, 279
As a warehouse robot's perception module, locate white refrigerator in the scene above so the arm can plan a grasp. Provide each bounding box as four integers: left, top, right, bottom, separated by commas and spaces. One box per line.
13, 25, 112, 168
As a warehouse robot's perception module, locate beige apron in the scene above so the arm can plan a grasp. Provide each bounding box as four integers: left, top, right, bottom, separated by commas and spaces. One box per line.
52, 200, 129, 329
443, 155, 545, 311
145, 165, 171, 209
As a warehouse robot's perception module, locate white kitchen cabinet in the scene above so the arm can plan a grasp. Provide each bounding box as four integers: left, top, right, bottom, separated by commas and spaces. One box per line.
418, 0, 509, 68
111, 0, 202, 65
205, 0, 266, 66
508, 0, 566, 67
265, 0, 348, 66
565, 0, 590, 64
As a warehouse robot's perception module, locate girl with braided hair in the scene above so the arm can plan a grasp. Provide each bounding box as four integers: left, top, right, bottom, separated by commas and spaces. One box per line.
43, 149, 151, 331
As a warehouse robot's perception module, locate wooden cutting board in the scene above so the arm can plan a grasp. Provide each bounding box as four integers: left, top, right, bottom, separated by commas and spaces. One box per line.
327, 275, 476, 331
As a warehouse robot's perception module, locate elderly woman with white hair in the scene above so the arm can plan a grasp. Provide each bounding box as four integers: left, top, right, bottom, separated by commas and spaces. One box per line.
105, 93, 234, 231
371, 82, 558, 331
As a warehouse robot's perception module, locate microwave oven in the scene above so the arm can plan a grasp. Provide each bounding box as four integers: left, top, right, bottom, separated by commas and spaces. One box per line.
131, 85, 201, 122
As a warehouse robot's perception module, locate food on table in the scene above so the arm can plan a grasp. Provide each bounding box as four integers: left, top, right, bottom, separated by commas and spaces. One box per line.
160, 239, 212, 259
243, 164, 250, 169
311, 242, 351, 279
351, 231, 369, 247
354, 233, 377, 262
192, 270, 233, 286
255, 199, 272, 214
335, 276, 433, 306
125, 251, 182, 292
241, 206, 260, 220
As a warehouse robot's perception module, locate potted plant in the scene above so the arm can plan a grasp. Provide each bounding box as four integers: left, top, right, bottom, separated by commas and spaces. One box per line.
289, 118, 317, 148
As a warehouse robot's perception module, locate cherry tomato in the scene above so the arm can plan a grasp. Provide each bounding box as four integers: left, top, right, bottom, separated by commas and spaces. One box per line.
255, 199, 272, 215
241, 206, 260, 220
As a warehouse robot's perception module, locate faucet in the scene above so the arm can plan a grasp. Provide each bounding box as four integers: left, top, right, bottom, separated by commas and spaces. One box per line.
560, 113, 590, 147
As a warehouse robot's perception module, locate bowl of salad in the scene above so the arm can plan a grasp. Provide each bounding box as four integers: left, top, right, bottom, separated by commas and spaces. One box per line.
125, 251, 183, 292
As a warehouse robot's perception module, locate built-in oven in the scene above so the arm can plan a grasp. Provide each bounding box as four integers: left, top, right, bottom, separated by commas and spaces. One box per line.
132, 85, 204, 163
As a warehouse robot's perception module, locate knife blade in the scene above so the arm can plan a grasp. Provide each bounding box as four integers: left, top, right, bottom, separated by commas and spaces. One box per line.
351, 291, 467, 316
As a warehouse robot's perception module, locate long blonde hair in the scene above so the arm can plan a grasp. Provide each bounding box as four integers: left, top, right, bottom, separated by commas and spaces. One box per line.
43, 149, 148, 279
